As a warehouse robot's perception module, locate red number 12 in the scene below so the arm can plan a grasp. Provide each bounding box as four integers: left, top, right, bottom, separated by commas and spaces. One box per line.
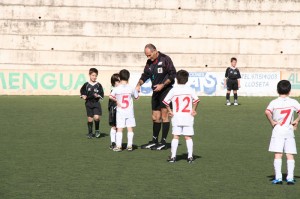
175, 97, 191, 112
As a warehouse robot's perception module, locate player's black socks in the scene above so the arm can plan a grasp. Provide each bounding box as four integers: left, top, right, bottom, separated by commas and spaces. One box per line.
153, 122, 161, 143
234, 93, 238, 100
87, 122, 93, 134
226, 93, 230, 100
94, 120, 100, 131
161, 122, 170, 144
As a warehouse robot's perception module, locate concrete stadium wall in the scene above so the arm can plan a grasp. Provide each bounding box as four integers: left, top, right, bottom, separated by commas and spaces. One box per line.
0, 0, 300, 95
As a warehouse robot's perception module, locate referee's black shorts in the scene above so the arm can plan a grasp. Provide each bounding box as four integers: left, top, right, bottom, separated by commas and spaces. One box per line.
226, 79, 239, 91
151, 87, 172, 111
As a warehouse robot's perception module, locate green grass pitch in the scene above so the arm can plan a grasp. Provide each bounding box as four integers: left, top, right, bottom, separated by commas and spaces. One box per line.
1, 96, 300, 199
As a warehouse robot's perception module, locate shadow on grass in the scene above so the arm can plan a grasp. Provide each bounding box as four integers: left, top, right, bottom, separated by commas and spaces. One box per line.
100, 133, 109, 138
121, 143, 138, 150
224, 103, 242, 106
176, 153, 202, 162
267, 174, 300, 181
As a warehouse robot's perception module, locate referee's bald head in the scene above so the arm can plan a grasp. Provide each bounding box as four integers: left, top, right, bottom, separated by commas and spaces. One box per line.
144, 44, 156, 52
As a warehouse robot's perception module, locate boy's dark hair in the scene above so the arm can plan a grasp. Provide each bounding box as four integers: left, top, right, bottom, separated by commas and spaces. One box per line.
231, 57, 237, 62
111, 73, 120, 86
89, 68, 98, 75
277, 80, 291, 95
119, 69, 130, 81
176, 70, 189, 84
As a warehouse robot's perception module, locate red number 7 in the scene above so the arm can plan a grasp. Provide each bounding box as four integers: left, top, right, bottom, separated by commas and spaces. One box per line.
280, 109, 291, 125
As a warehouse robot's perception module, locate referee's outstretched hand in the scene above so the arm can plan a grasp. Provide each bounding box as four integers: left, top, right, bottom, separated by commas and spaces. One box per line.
135, 85, 141, 93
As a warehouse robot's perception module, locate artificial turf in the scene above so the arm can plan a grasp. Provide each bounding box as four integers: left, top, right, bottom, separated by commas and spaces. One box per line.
1, 96, 300, 199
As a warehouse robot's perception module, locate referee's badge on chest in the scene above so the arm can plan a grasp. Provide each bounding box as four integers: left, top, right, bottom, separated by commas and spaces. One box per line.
157, 67, 163, 73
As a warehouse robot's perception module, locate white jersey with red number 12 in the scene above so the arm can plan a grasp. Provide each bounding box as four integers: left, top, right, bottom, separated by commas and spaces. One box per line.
163, 85, 200, 126
110, 84, 139, 118
266, 97, 300, 138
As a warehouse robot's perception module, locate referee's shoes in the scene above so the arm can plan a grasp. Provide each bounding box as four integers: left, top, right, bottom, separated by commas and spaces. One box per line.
150, 142, 167, 150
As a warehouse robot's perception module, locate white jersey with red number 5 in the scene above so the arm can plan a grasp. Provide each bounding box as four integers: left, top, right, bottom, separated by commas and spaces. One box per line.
110, 84, 139, 118
163, 85, 200, 126
266, 97, 300, 138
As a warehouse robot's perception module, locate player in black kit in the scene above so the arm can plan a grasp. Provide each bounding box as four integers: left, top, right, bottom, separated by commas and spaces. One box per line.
224, 57, 241, 106
80, 68, 104, 138
136, 44, 177, 150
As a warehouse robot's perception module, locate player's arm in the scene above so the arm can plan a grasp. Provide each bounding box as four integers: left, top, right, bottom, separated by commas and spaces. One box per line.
163, 56, 176, 87
154, 56, 176, 92
265, 109, 278, 128
192, 92, 200, 116
292, 102, 300, 130
292, 112, 300, 130
224, 68, 229, 88
132, 89, 139, 100
166, 106, 173, 117
109, 90, 122, 107
95, 83, 104, 100
80, 83, 87, 100
162, 90, 174, 116
136, 63, 151, 91
237, 69, 241, 88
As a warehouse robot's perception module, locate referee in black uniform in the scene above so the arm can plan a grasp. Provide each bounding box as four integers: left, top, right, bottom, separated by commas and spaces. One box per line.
136, 44, 177, 150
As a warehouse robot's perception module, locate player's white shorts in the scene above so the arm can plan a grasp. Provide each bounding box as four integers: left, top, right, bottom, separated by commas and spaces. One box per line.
172, 126, 194, 136
116, 116, 136, 128
268, 137, 297, 154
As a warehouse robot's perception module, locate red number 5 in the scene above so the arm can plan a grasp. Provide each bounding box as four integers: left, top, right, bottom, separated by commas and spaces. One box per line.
122, 95, 129, 109
280, 109, 291, 125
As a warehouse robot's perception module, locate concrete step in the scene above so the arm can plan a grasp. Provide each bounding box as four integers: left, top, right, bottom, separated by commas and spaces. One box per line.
1, 49, 299, 69
1, 20, 299, 40
1, 34, 299, 54
2, 0, 300, 11
1, 5, 300, 25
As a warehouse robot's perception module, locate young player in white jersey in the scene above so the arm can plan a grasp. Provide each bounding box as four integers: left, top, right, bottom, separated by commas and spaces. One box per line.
163, 70, 200, 163
265, 80, 300, 185
109, 69, 139, 152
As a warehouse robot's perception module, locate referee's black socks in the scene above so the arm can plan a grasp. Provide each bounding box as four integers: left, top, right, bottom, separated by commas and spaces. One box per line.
161, 122, 170, 144
152, 122, 161, 143
87, 122, 93, 134
94, 120, 100, 131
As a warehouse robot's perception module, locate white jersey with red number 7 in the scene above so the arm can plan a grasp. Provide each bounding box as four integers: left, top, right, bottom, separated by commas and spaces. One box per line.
266, 97, 300, 138
163, 85, 200, 126
110, 84, 139, 118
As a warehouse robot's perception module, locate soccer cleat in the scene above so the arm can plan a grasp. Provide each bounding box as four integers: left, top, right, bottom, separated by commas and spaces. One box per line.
234, 100, 238, 106
95, 130, 101, 138
150, 142, 167, 150
187, 157, 194, 164
286, 179, 295, 185
113, 147, 122, 152
272, 179, 283, 185
167, 156, 176, 163
226, 100, 231, 106
127, 146, 133, 151
141, 141, 157, 149
109, 142, 116, 150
